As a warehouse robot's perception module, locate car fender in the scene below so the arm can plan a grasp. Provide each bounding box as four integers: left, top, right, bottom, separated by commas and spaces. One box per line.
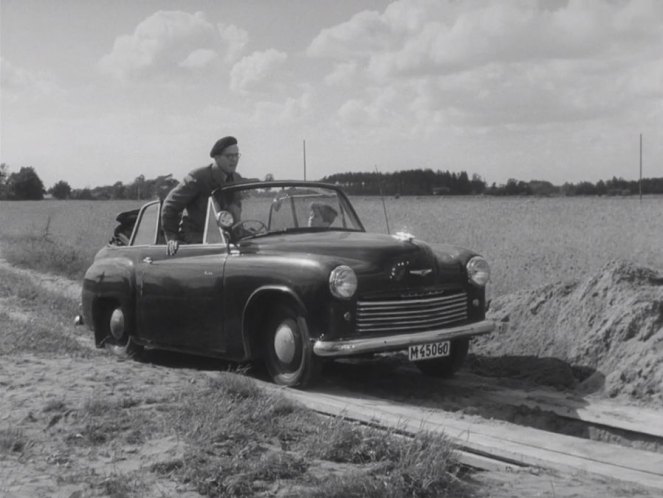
240, 284, 307, 359
82, 254, 136, 336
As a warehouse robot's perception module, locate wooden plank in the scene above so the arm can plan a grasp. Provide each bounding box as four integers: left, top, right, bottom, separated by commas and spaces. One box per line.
269, 385, 663, 490
454, 449, 525, 473
449, 374, 663, 438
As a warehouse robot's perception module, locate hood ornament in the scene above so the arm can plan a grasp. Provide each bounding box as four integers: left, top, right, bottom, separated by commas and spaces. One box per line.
393, 231, 415, 242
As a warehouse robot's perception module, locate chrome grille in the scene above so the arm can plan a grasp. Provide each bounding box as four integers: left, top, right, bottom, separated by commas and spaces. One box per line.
356, 290, 467, 334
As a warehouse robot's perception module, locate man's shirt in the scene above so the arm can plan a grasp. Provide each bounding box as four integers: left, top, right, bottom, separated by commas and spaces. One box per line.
161, 164, 242, 244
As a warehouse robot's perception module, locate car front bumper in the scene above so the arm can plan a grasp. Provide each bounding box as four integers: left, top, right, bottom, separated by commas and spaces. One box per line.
313, 319, 498, 358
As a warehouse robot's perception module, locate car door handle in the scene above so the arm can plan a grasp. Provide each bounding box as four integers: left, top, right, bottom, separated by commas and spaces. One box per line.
142, 257, 153, 264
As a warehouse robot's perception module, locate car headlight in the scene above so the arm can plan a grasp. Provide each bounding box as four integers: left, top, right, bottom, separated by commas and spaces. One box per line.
467, 256, 490, 286
329, 265, 358, 299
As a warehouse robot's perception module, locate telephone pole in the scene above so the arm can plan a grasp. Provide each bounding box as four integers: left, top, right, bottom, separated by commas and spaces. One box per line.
639, 133, 643, 202
303, 139, 307, 181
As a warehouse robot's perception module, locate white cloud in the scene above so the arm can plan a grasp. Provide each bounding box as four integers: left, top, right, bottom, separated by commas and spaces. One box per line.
179, 49, 218, 69
310, 0, 663, 78
307, 10, 391, 59
98, 11, 249, 81
230, 49, 288, 95
324, 61, 359, 87
624, 58, 663, 99
308, 0, 663, 132
218, 23, 249, 63
251, 91, 313, 126
336, 87, 406, 131
0, 57, 62, 102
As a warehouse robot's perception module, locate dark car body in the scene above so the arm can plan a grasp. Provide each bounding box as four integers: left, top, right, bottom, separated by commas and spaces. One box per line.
81, 181, 496, 386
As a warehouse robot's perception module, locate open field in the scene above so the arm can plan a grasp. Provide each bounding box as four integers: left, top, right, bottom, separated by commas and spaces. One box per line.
1, 195, 662, 296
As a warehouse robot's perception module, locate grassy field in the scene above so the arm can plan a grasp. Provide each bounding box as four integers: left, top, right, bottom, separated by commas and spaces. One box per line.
1, 195, 662, 295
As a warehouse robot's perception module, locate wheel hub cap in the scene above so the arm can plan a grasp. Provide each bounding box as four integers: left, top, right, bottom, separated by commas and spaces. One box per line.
110, 309, 125, 340
274, 322, 296, 364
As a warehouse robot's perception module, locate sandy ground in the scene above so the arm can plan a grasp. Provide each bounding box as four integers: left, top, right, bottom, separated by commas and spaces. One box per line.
3, 352, 659, 498
477, 259, 663, 407
1, 257, 661, 497
1, 353, 206, 498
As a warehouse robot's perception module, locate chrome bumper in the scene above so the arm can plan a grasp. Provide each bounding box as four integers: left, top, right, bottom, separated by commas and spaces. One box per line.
313, 319, 497, 358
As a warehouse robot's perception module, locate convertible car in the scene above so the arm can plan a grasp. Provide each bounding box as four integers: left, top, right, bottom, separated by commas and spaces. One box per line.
80, 181, 497, 387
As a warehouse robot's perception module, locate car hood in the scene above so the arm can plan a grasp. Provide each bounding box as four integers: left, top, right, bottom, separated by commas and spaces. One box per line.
241, 231, 474, 290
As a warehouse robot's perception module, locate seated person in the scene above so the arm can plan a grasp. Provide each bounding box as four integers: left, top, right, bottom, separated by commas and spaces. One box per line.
308, 202, 338, 228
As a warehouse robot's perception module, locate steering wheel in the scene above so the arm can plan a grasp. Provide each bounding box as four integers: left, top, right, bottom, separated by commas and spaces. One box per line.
232, 219, 268, 238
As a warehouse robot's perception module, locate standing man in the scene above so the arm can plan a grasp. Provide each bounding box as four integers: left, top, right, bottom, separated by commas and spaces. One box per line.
161, 136, 243, 255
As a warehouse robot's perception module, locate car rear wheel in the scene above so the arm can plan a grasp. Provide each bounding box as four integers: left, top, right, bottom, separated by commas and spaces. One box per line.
414, 338, 469, 378
263, 304, 321, 387
102, 304, 143, 359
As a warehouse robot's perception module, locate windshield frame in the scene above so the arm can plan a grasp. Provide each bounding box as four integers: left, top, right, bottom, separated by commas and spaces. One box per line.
211, 180, 366, 240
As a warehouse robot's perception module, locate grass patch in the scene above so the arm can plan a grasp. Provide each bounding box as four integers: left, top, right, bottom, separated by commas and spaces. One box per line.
0, 428, 29, 455
43, 399, 68, 413
0, 312, 92, 357
303, 418, 466, 497
68, 396, 159, 447
0, 268, 79, 321
97, 473, 146, 498
0, 268, 88, 356
0, 230, 90, 281
155, 374, 471, 497
304, 416, 402, 463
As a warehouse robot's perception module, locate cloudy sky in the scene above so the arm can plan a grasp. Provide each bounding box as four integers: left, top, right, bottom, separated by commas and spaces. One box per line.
1, 0, 662, 189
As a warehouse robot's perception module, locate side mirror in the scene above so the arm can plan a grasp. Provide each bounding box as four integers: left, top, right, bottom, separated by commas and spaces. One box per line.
216, 210, 234, 229
216, 210, 237, 249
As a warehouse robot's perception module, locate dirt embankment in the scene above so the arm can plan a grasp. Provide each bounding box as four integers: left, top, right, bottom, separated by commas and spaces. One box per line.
476, 260, 663, 406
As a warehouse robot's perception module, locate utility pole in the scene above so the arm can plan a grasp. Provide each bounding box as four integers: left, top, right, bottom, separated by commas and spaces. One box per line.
303, 139, 307, 181
639, 133, 643, 202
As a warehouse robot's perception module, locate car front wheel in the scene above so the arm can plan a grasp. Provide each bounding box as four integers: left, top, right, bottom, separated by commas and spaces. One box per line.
414, 338, 469, 378
263, 304, 321, 387
103, 305, 143, 359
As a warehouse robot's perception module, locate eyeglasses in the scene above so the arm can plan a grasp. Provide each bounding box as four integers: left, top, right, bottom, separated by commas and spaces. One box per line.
222, 153, 241, 160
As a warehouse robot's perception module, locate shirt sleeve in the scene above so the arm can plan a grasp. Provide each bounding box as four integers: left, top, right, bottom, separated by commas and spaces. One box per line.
161, 173, 200, 241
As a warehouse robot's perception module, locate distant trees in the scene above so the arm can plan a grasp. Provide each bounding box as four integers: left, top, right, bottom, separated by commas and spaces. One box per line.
49, 180, 72, 199
1, 163, 662, 200
322, 169, 485, 196
5, 166, 45, 200
323, 171, 663, 197
0, 163, 8, 199
69, 173, 178, 201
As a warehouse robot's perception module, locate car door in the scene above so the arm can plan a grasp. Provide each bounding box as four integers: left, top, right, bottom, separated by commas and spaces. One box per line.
135, 198, 230, 354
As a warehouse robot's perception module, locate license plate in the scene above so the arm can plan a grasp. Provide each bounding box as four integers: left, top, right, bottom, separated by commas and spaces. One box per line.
408, 340, 450, 361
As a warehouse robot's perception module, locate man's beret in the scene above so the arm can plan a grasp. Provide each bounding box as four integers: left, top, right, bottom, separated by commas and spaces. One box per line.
210, 136, 238, 157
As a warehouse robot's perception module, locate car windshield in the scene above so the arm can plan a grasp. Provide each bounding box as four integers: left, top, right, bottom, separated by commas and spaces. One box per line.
213, 183, 364, 240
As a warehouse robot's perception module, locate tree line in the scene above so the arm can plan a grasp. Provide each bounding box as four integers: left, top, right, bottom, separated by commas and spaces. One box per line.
322, 170, 663, 197
1, 163, 662, 200
0, 164, 177, 201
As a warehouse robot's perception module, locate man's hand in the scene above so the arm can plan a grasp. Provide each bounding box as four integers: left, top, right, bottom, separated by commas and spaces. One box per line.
167, 239, 179, 256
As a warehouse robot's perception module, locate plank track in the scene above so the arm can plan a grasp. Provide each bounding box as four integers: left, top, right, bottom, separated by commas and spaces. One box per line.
449, 373, 663, 439
260, 383, 663, 490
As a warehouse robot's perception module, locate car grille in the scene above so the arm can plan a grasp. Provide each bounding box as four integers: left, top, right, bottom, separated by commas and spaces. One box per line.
356, 289, 468, 334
